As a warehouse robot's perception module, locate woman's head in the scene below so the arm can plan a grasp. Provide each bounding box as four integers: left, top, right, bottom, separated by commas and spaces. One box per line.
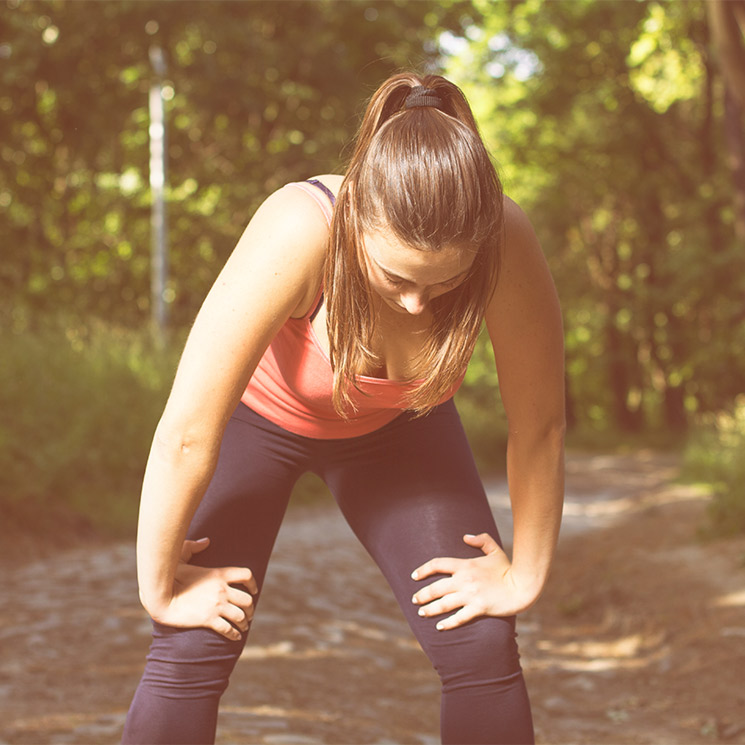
325, 72, 504, 415
351, 73, 502, 253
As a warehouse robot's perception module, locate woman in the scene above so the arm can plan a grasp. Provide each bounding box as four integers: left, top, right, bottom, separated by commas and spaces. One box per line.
122, 72, 565, 745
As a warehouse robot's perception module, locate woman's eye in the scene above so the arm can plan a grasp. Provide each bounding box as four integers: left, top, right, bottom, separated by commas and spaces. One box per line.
441, 276, 464, 290
384, 274, 404, 286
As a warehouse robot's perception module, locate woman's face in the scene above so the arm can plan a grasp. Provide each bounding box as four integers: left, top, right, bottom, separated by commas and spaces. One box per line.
361, 228, 474, 315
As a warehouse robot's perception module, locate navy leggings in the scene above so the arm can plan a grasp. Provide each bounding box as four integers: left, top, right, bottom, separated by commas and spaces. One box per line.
122, 400, 534, 744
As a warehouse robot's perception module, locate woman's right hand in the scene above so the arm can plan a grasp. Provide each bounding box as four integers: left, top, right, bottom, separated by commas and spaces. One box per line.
146, 537, 258, 641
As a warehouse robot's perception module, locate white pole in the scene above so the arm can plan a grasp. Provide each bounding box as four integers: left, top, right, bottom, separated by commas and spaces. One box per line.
149, 44, 168, 338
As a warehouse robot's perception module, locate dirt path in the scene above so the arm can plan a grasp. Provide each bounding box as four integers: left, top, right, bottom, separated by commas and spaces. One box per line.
1, 452, 744, 745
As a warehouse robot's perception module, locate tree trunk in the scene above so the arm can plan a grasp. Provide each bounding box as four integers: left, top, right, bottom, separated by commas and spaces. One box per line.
605, 317, 643, 433
707, 0, 745, 109
700, 34, 729, 253
663, 385, 688, 433
724, 87, 745, 244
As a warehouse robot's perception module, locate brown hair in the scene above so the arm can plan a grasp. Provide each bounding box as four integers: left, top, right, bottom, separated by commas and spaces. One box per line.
324, 72, 504, 416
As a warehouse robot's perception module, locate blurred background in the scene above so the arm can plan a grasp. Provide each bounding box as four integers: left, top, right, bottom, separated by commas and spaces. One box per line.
1, 0, 744, 545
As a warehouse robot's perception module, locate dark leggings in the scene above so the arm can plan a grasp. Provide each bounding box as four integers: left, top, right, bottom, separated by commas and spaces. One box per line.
122, 400, 534, 745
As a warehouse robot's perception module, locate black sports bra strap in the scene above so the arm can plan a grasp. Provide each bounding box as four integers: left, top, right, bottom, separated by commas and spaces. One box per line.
303, 179, 334, 323
306, 178, 336, 206
309, 292, 324, 323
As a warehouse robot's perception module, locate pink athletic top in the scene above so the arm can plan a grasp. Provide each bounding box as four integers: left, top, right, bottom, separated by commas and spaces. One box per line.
240, 181, 465, 439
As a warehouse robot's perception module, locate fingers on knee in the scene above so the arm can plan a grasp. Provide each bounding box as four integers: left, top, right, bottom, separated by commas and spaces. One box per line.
431, 618, 522, 684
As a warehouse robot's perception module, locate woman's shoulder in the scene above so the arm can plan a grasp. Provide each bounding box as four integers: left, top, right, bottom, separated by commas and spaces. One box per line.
256, 174, 343, 230
487, 194, 557, 319
261, 175, 339, 215
305, 173, 344, 196
485, 194, 554, 305
223, 178, 343, 319
262, 176, 345, 316
502, 195, 537, 243
499, 195, 546, 272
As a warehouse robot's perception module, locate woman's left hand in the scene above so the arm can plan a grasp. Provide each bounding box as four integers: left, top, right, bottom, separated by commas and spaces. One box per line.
410, 533, 537, 630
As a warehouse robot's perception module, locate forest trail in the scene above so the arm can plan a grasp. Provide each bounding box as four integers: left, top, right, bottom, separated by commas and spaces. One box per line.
1, 452, 744, 745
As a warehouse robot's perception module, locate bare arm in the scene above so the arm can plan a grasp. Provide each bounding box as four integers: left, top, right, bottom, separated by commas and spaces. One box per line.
411, 198, 565, 626
136, 185, 329, 637
486, 198, 565, 602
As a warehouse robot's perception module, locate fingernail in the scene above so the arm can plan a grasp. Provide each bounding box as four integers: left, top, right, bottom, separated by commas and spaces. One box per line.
464, 534, 476, 538
410, 571, 418, 580
436, 622, 444, 631
411, 595, 418, 604
197, 537, 209, 542
418, 608, 426, 617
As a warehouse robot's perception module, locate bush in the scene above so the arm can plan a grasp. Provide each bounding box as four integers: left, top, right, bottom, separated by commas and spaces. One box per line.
682, 396, 745, 538
0, 321, 179, 536
455, 332, 508, 475
0, 321, 512, 542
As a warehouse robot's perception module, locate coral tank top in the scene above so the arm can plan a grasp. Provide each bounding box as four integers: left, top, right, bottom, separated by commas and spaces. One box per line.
240, 180, 464, 439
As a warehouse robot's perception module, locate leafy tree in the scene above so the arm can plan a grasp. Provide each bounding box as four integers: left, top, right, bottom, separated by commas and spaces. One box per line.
706, 0, 745, 243
1, 0, 471, 328
446, 0, 744, 432
4, 0, 741, 434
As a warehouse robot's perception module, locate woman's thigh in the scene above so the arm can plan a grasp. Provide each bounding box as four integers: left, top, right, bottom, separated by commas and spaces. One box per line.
186, 404, 311, 587
317, 399, 520, 672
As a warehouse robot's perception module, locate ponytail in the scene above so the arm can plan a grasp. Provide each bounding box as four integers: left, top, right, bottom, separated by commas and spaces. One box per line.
325, 73, 504, 417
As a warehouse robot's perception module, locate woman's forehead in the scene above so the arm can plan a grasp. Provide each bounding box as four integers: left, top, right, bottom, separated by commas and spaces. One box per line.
362, 229, 475, 284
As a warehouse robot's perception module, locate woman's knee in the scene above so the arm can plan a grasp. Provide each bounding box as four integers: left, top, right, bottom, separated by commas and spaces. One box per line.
426, 615, 523, 692
140, 623, 247, 699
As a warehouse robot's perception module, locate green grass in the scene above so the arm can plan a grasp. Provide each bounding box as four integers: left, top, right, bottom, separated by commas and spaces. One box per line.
682, 398, 745, 539
564, 425, 687, 454
7, 319, 738, 544
0, 321, 509, 541
0, 321, 179, 538
454, 389, 508, 476
0, 321, 361, 539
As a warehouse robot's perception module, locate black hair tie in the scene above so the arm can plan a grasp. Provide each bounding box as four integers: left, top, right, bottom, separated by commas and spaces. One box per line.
404, 85, 445, 111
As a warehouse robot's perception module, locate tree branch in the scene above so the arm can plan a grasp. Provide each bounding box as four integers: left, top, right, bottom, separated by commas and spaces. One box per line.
707, 0, 745, 107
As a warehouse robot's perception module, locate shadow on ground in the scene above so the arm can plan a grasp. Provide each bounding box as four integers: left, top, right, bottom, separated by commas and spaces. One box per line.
1, 452, 743, 744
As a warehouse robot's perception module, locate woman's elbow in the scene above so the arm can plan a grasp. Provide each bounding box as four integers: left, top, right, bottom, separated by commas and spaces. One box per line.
509, 414, 566, 447
152, 413, 222, 462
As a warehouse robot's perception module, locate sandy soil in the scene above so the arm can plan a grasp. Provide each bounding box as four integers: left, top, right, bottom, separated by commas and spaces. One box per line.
1, 451, 743, 745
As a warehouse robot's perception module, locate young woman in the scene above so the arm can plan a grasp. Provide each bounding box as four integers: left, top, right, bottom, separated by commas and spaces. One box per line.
122, 72, 565, 745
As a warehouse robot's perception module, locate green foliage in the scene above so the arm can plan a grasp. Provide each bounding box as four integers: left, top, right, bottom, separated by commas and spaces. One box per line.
0, 0, 471, 327
0, 320, 502, 535
0, 1, 490, 532
3, 1, 745, 534
456, 330, 508, 474
627, 2, 706, 113
0, 321, 179, 533
683, 397, 745, 538
445, 0, 745, 434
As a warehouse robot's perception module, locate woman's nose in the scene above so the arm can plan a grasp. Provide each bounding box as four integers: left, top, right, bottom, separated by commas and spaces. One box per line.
400, 289, 428, 315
